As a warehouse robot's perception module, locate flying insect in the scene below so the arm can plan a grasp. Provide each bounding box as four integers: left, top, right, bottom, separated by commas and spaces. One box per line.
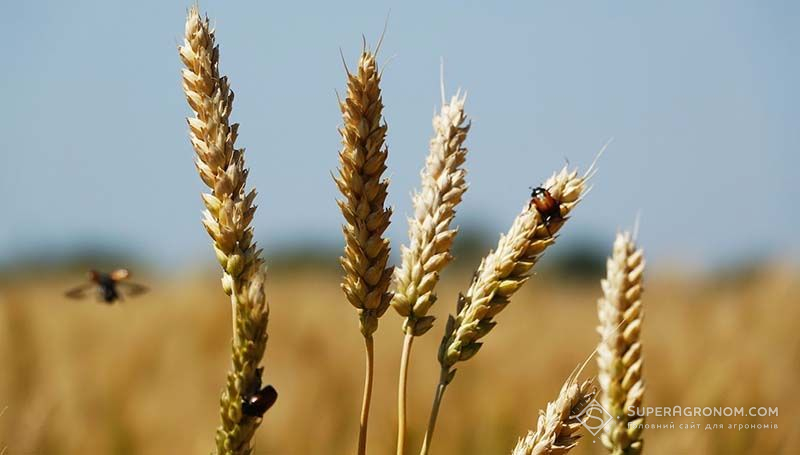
64, 269, 148, 304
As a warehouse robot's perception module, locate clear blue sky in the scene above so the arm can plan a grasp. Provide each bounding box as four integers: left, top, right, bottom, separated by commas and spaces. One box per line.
1, 1, 797, 269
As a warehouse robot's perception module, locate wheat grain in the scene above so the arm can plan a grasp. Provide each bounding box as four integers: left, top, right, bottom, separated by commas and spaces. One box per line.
597, 231, 645, 455
179, 7, 270, 454
334, 44, 394, 455
512, 371, 596, 455
392, 91, 469, 336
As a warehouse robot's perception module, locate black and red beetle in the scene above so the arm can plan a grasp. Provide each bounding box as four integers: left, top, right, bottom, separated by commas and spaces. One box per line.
529, 186, 562, 225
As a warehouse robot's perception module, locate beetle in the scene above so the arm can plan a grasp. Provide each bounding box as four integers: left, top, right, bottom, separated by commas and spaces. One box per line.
241, 367, 278, 418
64, 269, 148, 304
529, 186, 562, 225
242, 385, 278, 418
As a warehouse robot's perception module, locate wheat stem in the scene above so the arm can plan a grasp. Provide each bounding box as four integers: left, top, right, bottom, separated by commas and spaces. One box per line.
419, 368, 449, 455
358, 335, 375, 455
396, 333, 413, 455
597, 232, 645, 455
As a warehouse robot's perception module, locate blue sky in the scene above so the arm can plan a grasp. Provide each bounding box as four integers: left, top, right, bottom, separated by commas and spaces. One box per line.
1, 1, 797, 269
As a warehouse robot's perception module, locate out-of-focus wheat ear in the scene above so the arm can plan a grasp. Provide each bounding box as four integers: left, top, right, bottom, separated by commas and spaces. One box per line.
512, 369, 596, 455
597, 231, 645, 455
180, 6, 271, 454
335, 44, 394, 455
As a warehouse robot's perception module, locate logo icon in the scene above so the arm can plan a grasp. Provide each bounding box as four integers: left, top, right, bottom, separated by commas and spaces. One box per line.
575, 399, 613, 436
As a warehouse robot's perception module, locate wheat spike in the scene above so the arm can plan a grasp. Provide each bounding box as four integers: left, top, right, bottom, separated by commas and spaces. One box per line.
438, 165, 586, 375
392, 91, 469, 336
597, 231, 645, 455
394, 89, 469, 455
335, 47, 394, 338
421, 165, 589, 455
335, 45, 394, 455
180, 7, 270, 454
512, 372, 596, 455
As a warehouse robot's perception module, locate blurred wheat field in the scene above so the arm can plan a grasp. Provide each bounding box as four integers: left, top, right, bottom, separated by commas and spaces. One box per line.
1, 264, 798, 454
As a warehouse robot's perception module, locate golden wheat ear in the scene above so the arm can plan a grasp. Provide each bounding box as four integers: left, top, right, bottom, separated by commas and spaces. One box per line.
438, 162, 590, 376
180, 6, 270, 454
419, 160, 594, 455
392, 90, 469, 336
512, 368, 596, 455
392, 83, 470, 455
335, 46, 393, 339
334, 43, 394, 455
597, 231, 646, 454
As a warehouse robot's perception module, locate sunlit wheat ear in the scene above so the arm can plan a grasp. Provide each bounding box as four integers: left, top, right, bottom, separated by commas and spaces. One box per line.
393, 89, 470, 455
180, 6, 270, 454
421, 164, 591, 455
597, 231, 645, 455
335, 47, 394, 338
438, 164, 587, 377
512, 370, 596, 455
392, 91, 469, 336
335, 44, 394, 455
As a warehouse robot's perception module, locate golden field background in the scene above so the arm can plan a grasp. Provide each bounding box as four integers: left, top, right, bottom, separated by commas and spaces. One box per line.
1, 262, 798, 454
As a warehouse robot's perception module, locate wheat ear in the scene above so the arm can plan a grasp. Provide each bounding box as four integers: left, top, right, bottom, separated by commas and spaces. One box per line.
597, 231, 645, 455
512, 371, 596, 455
180, 7, 270, 454
334, 45, 394, 455
392, 90, 469, 335
393, 91, 469, 455
420, 165, 589, 455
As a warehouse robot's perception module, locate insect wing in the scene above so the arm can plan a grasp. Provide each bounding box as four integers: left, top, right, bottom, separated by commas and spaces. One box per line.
64, 283, 94, 300
117, 281, 149, 298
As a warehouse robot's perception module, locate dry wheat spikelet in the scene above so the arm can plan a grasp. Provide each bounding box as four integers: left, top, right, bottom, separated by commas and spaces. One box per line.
597, 231, 645, 455
437, 165, 587, 378
392, 91, 469, 336
335, 47, 394, 338
512, 371, 596, 455
180, 7, 270, 454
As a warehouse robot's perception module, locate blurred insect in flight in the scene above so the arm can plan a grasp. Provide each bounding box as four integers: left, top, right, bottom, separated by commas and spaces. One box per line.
64, 269, 148, 304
